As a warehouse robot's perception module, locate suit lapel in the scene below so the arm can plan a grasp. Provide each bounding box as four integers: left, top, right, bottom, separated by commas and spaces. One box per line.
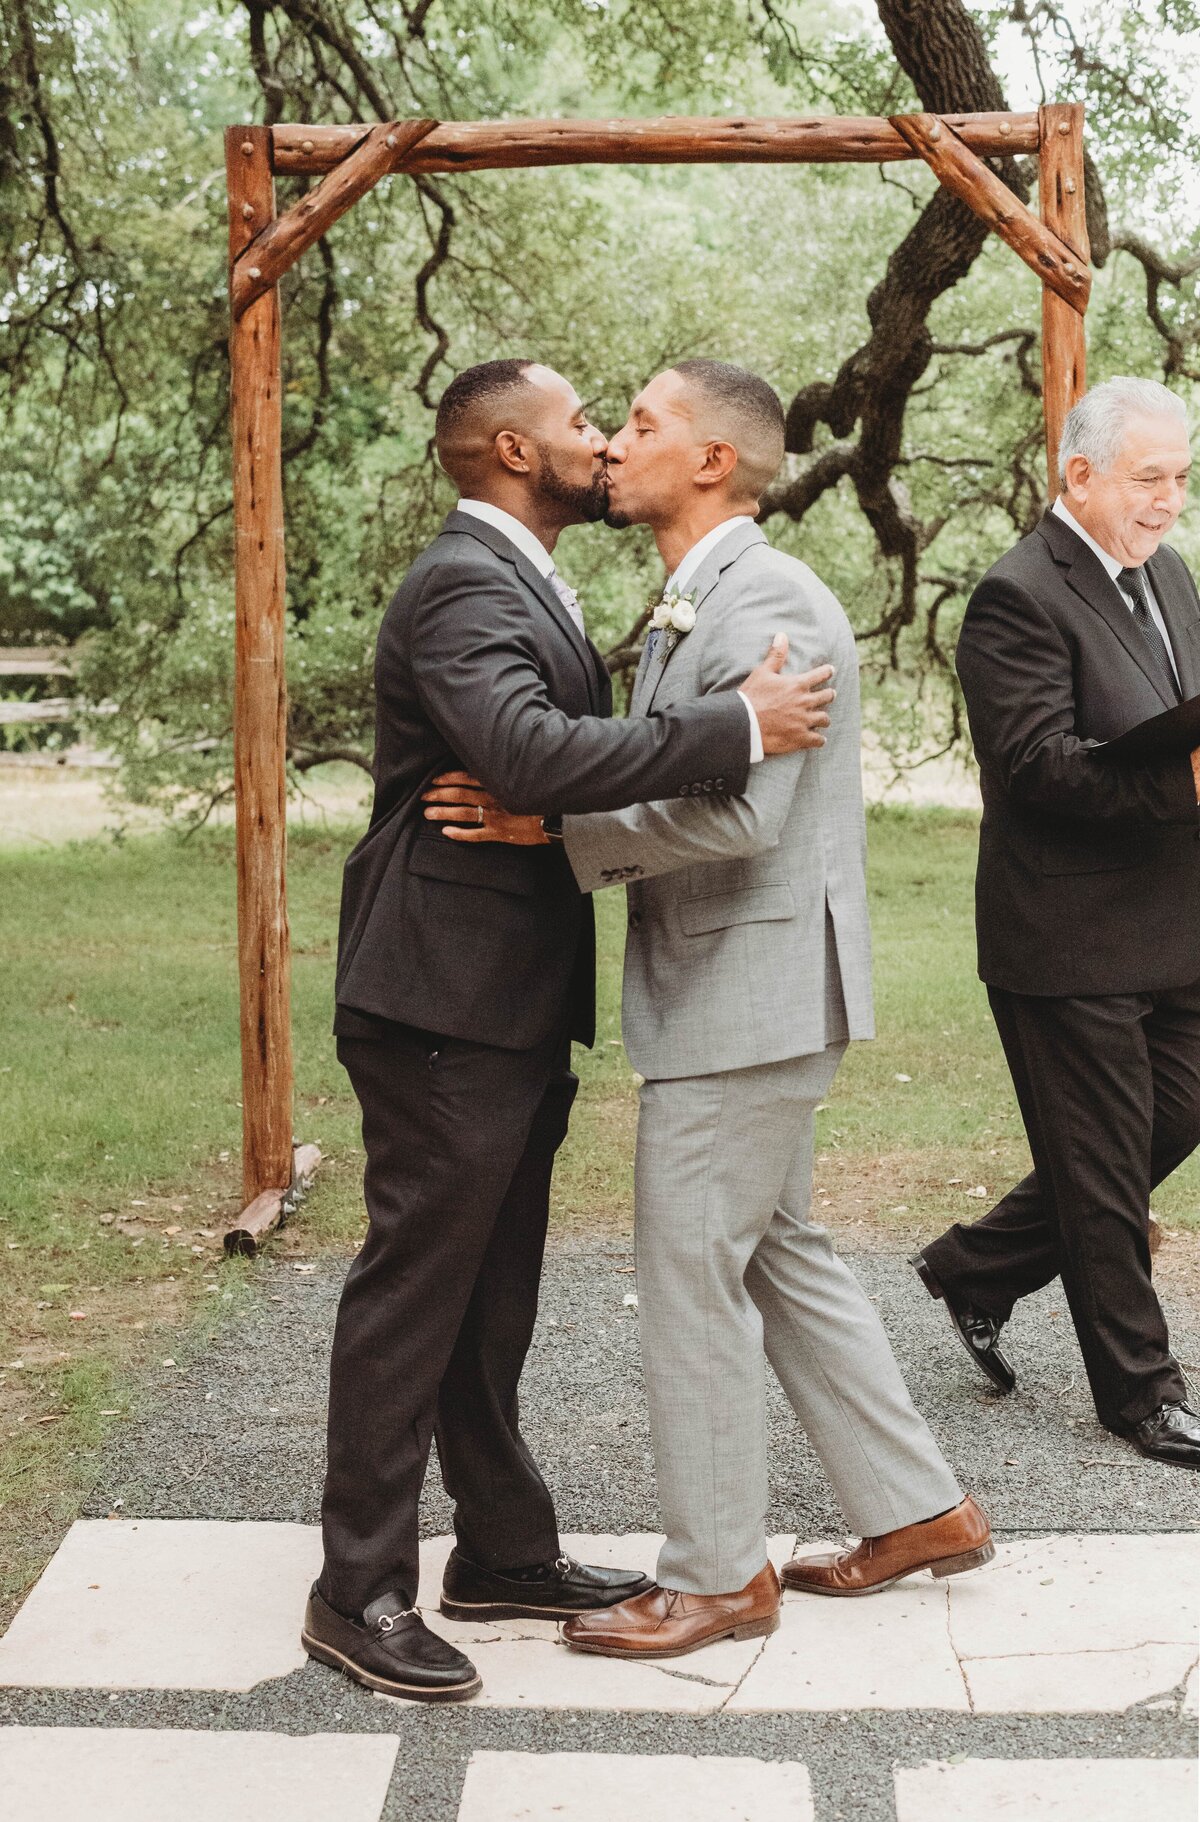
1146, 546, 1200, 699
629, 634, 659, 717
1036, 511, 1179, 709
442, 510, 598, 709
641, 522, 768, 714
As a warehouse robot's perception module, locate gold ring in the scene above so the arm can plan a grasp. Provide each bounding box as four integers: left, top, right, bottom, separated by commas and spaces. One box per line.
476, 806, 484, 825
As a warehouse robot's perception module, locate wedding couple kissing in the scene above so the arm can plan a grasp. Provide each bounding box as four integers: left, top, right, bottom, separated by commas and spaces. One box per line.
302, 354, 994, 1702
300, 358, 997, 1705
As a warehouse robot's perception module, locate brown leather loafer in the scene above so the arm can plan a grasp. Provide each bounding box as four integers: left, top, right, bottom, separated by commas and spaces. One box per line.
561, 1561, 780, 1660
781, 1496, 994, 1597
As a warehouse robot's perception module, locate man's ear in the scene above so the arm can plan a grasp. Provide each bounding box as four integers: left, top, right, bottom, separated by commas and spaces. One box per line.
495, 430, 532, 476
1062, 453, 1091, 501
695, 439, 739, 491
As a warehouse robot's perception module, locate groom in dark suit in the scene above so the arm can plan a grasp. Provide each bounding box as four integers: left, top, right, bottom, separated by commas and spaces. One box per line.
914, 377, 1200, 1471
302, 360, 838, 1701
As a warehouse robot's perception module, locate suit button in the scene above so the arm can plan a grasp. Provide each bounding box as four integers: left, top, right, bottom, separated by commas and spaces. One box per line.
628, 911, 642, 930
715, 777, 725, 790
703, 780, 714, 793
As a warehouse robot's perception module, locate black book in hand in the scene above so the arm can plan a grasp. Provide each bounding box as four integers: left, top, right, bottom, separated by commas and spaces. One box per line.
1097, 693, 1200, 761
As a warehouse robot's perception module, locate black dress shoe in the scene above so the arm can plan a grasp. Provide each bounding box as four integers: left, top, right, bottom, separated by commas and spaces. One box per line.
1117, 1401, 1200, 1470
911, 1253, 1016, 1395
302, 1586, 481, 1702
440, 1548, 654, 1622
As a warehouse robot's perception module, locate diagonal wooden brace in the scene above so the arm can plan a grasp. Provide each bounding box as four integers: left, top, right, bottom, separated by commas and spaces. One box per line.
231, 117, 438, 319
890, 112, 1090, 313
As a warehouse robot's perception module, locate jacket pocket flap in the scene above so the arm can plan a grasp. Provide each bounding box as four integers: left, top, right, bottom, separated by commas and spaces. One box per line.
408, 834, 537, 897
679, 882, 795, 934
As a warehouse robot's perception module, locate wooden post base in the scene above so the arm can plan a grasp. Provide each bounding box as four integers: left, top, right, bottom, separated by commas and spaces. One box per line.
223, 1142, 323, 1257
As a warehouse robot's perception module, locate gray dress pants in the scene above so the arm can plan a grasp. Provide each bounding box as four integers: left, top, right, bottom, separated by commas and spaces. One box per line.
635, 1040, 962, 1595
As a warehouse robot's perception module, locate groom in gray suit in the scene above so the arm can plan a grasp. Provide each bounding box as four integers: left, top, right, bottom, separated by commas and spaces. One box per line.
424, 361, 991, 1660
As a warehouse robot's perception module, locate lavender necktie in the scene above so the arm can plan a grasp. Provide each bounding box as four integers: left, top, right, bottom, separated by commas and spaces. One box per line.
548, 569, 586, 638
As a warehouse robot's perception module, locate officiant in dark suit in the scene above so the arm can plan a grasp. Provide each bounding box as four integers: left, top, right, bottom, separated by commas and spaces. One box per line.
913, 376, 1200, 1472
302, 359, 838, 1703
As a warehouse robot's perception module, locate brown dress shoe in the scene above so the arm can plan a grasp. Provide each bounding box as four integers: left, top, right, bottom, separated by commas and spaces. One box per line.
561, 1561, 780, 1660
781, 1496, 993, 1597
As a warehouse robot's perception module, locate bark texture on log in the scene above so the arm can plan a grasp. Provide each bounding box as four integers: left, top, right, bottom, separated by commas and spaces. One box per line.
223, 1189, 285, 1258
269, 111, 1039, 176
891, 113, 1090, 311
1038, 102, 1090, 492
232, 118, 437, 317
226, 125, 294, 1204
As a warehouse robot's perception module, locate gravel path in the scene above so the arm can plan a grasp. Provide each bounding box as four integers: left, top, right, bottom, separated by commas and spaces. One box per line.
4, 1234, 1193, 1822
85, 1237, 1200, 1537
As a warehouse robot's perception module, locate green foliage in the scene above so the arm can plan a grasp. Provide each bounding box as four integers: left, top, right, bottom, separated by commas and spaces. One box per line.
2, 1, 1198, 809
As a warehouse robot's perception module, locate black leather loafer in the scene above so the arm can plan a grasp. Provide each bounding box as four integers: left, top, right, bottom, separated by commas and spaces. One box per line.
911, 1253, 1016, 1395
440, 1549, 654, 1622
302, 1585, 481, 1702
1117, 1400, 1200, 1470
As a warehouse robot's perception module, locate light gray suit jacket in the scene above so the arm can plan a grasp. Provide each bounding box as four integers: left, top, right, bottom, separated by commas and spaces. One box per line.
563, 521, 874, 1080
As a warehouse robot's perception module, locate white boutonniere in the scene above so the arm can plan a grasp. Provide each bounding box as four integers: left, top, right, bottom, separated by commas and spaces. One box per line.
649, 586, 698, 659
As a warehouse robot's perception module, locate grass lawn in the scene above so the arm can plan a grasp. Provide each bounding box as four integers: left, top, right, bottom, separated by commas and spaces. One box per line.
3, 804, 1197, 1614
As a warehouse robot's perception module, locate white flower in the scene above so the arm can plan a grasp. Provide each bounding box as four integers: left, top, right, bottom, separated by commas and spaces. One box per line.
650, 600, 673, 629
669, 599, 697, 633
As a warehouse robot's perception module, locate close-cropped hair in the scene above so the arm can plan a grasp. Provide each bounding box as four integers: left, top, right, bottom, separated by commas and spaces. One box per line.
1058, 376, 1188, 484
672, 359, 785, 443
435, 360, 537, 440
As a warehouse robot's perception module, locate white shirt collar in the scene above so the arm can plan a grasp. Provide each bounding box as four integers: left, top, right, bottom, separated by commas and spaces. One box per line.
457, 499, 555, 578
1051, 496, 1124, 581
669, 516, 756, 594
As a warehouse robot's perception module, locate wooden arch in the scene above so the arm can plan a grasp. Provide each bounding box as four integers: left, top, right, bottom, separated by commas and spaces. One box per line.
223, 103, 1089, 1242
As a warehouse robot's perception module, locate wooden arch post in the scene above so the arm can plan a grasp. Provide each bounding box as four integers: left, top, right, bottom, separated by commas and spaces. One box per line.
224, 105, 1089, 1241
225, 126, 292, 1220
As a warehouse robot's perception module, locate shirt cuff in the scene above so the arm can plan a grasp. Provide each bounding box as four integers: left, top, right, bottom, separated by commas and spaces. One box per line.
737, 690, 765, 764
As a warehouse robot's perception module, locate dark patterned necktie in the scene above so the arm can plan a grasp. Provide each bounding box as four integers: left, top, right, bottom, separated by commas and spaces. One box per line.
1117, 566, 1180, 701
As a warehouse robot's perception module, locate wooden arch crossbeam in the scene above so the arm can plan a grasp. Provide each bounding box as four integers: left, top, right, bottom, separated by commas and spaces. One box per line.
223, 104, 1090, 1245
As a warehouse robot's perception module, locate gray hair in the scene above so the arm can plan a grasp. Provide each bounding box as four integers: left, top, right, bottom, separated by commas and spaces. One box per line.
1058, 376, 1188, 485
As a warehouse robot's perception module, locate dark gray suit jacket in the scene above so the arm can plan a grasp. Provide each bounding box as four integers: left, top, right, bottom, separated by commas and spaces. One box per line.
958, 507, 1200, 997
335, 510, 752, 1049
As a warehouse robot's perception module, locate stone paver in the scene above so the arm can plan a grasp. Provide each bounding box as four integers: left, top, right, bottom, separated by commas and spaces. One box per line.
0, 1519, 320, 1691
456, 1750, 814, 1821
6, 1521, 1195, 1722
727, 1563, 968, 1712
0, 1727, 399, 1822
894, 1758, 1198, 1821
949, 1533, 1200, 1712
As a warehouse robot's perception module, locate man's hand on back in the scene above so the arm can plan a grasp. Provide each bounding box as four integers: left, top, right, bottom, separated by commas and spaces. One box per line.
741, 635, 835, 755
1191, 746, 1200, 804
422, 633, 838, 841
423, 772, 548, 844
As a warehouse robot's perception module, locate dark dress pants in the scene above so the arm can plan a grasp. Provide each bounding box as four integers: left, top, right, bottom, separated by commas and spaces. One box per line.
318, 1019, 577, 1618
923, 981, 1200, 1431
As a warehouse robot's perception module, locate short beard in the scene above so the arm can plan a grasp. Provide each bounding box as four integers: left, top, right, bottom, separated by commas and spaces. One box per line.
603, 503, 634, 529
535, 444, 609, 523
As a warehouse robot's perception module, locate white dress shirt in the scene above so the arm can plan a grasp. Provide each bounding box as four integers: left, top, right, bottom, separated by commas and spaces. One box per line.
458, 499, 765, 761
1051, 497, 1180, 688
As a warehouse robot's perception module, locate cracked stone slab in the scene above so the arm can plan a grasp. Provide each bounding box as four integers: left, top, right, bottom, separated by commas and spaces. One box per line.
946, 1534, 1199, 1712
0, 1520, 321, 1692
0, 1728, 400, 1822
894, 1758, 1198, 1821
456, 1750, 815, 1820
6, 1522, 1193, 1717
396, 1531, 799, 1709
726, 1561, 969, 1712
